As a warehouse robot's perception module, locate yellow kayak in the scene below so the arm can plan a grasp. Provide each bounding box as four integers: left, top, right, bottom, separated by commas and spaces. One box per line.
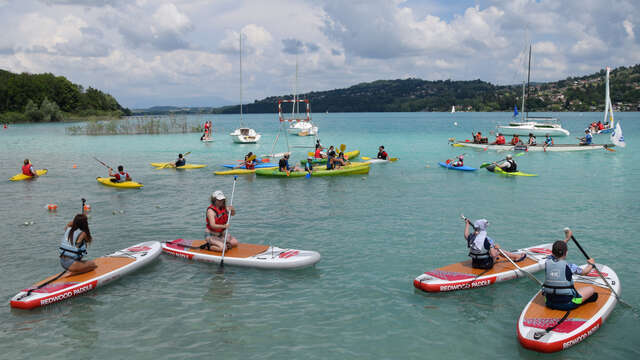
150, 163, 207, 169
9, 169, 48, 181
96, 177, 144, 188
215, 167, 277, 175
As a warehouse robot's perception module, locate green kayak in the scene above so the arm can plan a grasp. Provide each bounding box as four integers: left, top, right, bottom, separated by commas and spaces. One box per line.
300, 150, 360, 165
486, 165, 537, 177
256, 163, 370, 177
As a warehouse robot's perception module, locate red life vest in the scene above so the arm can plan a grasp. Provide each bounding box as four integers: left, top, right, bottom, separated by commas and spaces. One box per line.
245, 160, 255, 170
206, 205, 228, 233
598, 123, 604, 130
314, 148, 322, 158
496, 136, 506, 145
113, 171, 129, 182
22, 164, 33, 176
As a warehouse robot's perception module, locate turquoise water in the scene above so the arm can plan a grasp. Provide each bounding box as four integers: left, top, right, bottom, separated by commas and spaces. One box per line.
1, 112, 639, 358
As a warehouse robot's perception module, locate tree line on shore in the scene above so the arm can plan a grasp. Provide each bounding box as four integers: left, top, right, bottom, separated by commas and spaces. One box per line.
0, 69, 131, 123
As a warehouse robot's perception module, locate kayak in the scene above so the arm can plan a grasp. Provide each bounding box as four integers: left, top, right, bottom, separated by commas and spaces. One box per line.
9, 169, 48, 181
222, 162, 278, 169
10, 241, 161, 309
150, 163, 207, 169
97, 177, 144, 188
438, 162, 477, 171
486, 165, 537, 177
255, 163, 370, 177
214, 167, 277, 175
162, 239, 321, 269
517, 264, 620, 353
301, 150, 360, 165
413, 243, 552, 293
455, 141, 614, 152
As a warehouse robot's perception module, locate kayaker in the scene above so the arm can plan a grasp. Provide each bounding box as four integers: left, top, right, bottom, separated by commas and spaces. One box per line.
490, 133, 506, 145
377, 146, 388, 160
278, 154, 301, 172
509, 135, 522, 146
314, 145, 325, 159
203, 190, 237, 251
59, 214, 97, 275
333, 152, 348, 169
464, 218, 526, 269
474, 132, 483, 144
108, 165, 131, 182
21, 159, 38, 177
304, 157, 314, 174
450, 155, 464, 167
579, 129, 593, 146
326, 146, 337, 170
175, 153, 186, 167
543, 134, 554, 150
542, 229, 598, 310
528, 133, 537, 146
497, 154, 517, 173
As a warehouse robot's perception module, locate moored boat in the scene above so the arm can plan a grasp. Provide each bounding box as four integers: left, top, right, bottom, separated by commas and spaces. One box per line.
454, 141, 614, 152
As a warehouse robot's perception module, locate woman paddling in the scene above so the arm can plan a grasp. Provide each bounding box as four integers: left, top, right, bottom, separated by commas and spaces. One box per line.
59, 214, 97, 275
464, 218, 526, 269
542, 229, 598, 310
203, 190, 237, 251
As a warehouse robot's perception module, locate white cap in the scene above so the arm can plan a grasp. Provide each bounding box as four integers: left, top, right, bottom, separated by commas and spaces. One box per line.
506, 154, 513, 159
212, 190, 225, 200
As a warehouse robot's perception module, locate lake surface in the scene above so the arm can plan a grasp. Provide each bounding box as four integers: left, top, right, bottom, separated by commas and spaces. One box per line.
1, 112, 639, 359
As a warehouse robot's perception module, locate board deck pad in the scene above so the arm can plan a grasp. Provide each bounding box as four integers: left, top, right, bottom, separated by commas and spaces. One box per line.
166, 239, 269, 258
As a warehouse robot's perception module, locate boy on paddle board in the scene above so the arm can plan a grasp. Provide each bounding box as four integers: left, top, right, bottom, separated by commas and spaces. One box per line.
542, 229, 597, 310
204, 190, 237, 251
59, 214, 97, 275
528, 133, 537, 146
579, 129, 593, 146
108, 165, 131, 182
21, 159, 38, 177
543, 134, 554, 150
464, 218, 526, 269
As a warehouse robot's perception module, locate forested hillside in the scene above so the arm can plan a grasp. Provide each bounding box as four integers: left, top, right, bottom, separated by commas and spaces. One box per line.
0, 69, 130, 123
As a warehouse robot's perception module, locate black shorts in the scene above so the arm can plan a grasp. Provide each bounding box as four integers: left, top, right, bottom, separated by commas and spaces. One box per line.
471, 256, 494, 269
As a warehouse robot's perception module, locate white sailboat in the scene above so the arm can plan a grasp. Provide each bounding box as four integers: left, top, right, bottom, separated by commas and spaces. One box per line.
230, 32, 261, 144
595, 67, 615, 134
286, 56, 317, 136
451, 105, 455, 114
497, 45, 570, 137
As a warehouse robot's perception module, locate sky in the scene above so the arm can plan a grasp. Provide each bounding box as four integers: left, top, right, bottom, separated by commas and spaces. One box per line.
0, 0, 638, 108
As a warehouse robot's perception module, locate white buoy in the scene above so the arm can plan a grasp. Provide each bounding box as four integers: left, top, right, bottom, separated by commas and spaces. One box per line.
453, 121, 458, 126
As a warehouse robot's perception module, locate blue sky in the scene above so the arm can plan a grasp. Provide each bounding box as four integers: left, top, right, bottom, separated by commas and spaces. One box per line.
0, 0, 638, 108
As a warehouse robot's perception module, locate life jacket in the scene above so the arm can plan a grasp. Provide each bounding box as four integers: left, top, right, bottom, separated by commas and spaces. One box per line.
598, 123, 604, 130
542, 257, 575, 297
113, 171, 129, 182
545, 137, 553, 145
510, 137, 520, 145
314, 148, 322, 158
245, 160, 255, 170
584, 134, 592, 144
206, 205, 228, 233
377, 151, 388, 160
176, 158, 186, 167
467, 233, 491, 260
59, 228, 87, 260
504, 159, 517, 172
22, 164, 33, 176
496, 136, 506, 145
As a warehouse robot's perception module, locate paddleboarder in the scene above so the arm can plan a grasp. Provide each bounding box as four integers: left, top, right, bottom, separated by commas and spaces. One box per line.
108, 165, 131, 182
579, 129, 593, 146
528, 133, 537, 146
543, 134, 554, 150
59, 214, 97, 275
464, 218, 526, 269
542, 229, 598, 310
203, 190, 237, 251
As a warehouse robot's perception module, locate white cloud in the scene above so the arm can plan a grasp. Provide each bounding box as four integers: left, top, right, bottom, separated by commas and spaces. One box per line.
623, 19, 634, 40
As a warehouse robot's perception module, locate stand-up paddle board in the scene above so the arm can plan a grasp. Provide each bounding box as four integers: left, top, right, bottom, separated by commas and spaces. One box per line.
414, 243, 552, 292
10, 241, 161, 309
162, 239, 321, 269
517, 264, 620, 353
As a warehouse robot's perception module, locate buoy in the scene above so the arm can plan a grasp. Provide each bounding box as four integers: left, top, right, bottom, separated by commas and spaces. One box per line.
453, 121, 458, 126
83, 204, 91, 212
46, 204, 58, 211
73, 164, 77, 169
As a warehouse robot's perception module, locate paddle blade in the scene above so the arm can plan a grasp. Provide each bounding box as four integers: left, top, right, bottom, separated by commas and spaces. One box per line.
389, 158, 398, 162
480, 162, 491, 168
305, 172, 311, 178
184, 152, 191, 157
340, 144, 346, 152
361, 156, 371, 160
604, 147, 616, 152
248, 154, 257, 161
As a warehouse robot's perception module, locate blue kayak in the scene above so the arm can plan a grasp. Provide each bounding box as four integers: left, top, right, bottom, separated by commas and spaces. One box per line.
438, 162, 477, 171
222, 162, 278, 169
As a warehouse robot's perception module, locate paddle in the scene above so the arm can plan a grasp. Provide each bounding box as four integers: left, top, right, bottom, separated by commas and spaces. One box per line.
93, 157, 112, 170
567, 228, 629, 307
480, 152, 525, 168
603, 144, 616, 152
496, 247, 542, 286
219, 176, 238, 268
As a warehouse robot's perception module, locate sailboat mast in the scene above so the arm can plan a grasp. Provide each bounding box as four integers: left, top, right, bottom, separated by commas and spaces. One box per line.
604, 67, 614, 127
521, 80, 525, 122
525, 45, 531, 119
239, 32, 243, 125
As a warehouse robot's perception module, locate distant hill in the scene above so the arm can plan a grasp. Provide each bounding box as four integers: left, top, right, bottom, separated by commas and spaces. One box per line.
0, 69, 130, 123
133, 64, 640, 115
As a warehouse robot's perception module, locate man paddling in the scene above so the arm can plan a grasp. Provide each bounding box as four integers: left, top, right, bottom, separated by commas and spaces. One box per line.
109, 165, 131, 182
542, 229, 598, 310
377, 146, 388, 160
497, 154, 517, 173
175, 153, 186, 167
21, 159, 38, 177
464, 218, 526, 269
203, 190, 237, 251
579, 129, 593, 146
